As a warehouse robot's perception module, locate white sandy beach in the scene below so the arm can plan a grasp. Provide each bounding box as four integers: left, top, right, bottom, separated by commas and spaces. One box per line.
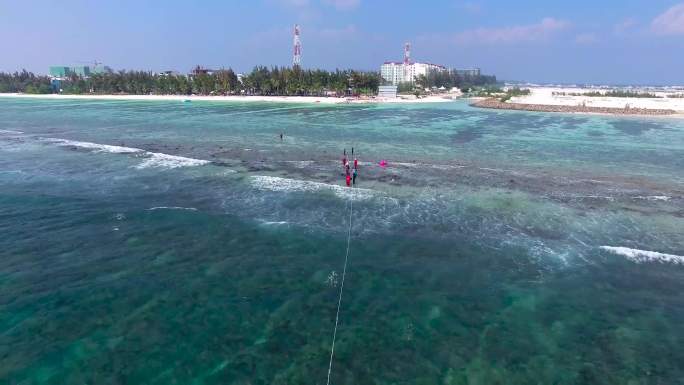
0, 93, 454, 104
509, 87, 684, 113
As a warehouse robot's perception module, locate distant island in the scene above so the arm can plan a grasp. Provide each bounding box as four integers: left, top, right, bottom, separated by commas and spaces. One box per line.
3, 68, 683, 115
0, 66, 496, 100
470, 86, 684, 116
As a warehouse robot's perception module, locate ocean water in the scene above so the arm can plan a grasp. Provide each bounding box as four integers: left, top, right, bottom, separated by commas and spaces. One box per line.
1, 97, 683, 384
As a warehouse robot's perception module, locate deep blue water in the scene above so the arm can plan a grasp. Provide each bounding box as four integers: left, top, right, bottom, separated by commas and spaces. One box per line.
1, 97, 683, 384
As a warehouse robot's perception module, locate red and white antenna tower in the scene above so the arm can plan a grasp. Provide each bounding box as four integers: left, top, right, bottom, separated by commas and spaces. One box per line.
293, 24, 302, 68
403, 42, 411, 81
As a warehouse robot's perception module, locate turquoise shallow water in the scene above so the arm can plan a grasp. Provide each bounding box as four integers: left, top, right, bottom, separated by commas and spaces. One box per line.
1, 97, 684, 384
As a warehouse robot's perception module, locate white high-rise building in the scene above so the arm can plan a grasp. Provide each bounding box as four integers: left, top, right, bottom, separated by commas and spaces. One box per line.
380, 62, 403, 85
380, 61, 446, 85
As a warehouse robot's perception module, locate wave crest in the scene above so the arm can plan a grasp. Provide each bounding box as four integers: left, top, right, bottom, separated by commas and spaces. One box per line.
136, 153, 210, 169
45, 138, 209, 169
250, 175, 375, 200
600, 246, 684, 265
147, 206, 198, 211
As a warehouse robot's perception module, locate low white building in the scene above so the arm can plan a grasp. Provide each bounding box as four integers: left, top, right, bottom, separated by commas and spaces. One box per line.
380, 61, 446, 85
377, 85, 398, 98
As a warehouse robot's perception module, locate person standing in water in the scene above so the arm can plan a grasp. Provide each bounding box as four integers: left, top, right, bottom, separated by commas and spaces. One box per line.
279, 132, 283, 141
346, 173, 351, 187
354, 157, 358, 169
352, 167, 357, 185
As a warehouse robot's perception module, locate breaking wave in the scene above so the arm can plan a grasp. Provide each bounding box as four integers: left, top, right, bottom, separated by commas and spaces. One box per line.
46, 138, 140, 154
250, 175, 375, 200
600, 246, 684, 265
260, 221, 289, 226
135, 153, 210, 169
633, 196, 671, 201
45, 138, 209, 169
147, 206, 198, 211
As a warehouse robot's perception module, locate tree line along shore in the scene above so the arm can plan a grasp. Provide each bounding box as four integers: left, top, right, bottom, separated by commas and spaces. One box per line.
0, 67, 496, 97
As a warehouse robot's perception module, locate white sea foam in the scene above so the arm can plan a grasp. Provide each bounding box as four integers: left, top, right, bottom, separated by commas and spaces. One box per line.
44, 138, 209, 169
136, 152, 210, 169
394, 162, 419, 168
250, 175, 375, 200
374, 161, 464, 170
147, 206, 198, 211
479, 167, 526, 176
216, 169, 237, 176
46, 138, 143, 154
579, 179, 610, 184
600, 246, 684, 265
634, 195, 671, 201
430, 164, 466, 170
578, 195, 615, 202
284, 160, 315, 169
260, 221, 289, 225
0, 129, 24, 134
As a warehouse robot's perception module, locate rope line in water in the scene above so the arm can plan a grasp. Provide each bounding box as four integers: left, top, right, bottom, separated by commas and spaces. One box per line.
326, 184, 354, 385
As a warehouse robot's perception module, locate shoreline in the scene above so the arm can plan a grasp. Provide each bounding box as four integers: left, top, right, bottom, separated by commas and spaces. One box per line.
0, 92, 454, 105
470, 86, 684, 117
471, 98, 681, 117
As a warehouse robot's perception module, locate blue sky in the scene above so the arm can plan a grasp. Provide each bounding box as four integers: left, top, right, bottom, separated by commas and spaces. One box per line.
2, 0, 684, 84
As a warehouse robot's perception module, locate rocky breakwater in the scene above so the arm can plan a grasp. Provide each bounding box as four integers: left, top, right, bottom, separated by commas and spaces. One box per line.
471, 98, 677, 116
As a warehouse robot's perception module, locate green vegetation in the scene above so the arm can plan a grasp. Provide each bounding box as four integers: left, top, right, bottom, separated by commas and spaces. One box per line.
498, 87, 531, 102
396, 70, 497, 94
467, 86, 504, 97
396, 81, 415, 94
506, 87, 531, 97
0, 67, 381, 96
667, 93, 684, 98
240, 66, 379, 96
419, 69, 497, 91
552, 90, 662, 98
602, 90, 661, 98
460, 86, 528, 102
3, 67, 499, 97
0, 70, 53, 94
